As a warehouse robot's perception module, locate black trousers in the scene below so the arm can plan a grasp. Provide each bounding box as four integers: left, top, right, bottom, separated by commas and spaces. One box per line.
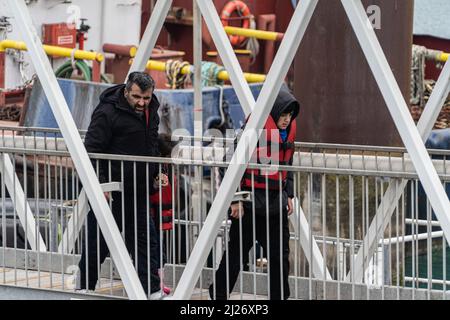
210, 204, 290, 300
78, 192, 161, 294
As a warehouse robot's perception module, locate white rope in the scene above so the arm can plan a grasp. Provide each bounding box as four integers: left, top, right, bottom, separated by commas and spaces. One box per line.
411, 44, 427, 107
245, 16, 260, 64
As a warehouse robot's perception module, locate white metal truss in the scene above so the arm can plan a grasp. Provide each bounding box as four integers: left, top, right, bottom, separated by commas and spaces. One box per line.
174, 0, 450, 299
131, 1, 256, 115
348, 48, 450, 283
341, 0, 450, 241
7, 0, 147, 300
58, 182, 122, 254
196, 0, 255, 115
290, 201, 332, 280
173, 0, 320, 300
128, 0, 173, 77
0, 154, 46, 252
129, 0, 330, 287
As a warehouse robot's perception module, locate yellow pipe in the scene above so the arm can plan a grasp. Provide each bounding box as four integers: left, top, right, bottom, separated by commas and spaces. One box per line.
217, 70, 266, 83
132, 59, 266, 83
0, 39, 104, 62
224, 26, 283, 41
438, 52, 449, 62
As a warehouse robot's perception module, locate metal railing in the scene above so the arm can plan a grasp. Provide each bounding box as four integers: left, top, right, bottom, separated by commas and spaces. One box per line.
0, 127, 449, 300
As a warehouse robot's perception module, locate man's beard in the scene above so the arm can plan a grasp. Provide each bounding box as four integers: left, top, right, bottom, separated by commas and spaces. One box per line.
134, 105, 146, 113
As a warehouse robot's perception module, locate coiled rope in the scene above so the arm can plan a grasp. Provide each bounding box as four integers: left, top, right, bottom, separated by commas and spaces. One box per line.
411, 45, 427, 107
201, 61, 226, 87
165, 59, 191, 89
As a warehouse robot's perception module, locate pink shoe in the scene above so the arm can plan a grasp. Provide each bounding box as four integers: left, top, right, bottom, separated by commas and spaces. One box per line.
158, 268, 171, 295
162, 286, 171, 295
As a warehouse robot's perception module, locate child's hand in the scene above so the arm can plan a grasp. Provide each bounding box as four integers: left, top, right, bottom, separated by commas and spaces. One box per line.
154, 173, 169, 188
230, 202, 244, 219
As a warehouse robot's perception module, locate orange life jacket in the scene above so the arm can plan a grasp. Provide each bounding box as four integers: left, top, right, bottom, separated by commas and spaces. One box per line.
242, 116, 296, 190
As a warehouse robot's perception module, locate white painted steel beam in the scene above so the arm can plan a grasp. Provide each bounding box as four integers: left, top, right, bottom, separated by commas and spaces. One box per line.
127, 0, 173, 77
291, 199, 332, 280
349, 58, 450, 283
341, 0, 450, 282
196, 0, 256, 115
58, 182, 122, 255
8, 0, 146, 300
173, 0, 319, 300
417, 59, 450, 136
0, 154, 46, 252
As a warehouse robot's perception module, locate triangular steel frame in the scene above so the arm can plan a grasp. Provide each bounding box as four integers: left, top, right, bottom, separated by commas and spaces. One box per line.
173, 0, 450, 299
126, 0, 331, 283
349, 56, 450, 283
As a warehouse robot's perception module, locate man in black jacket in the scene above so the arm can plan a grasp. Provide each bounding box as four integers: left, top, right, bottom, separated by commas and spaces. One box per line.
209, 86, 300, 300
78, 72, 168, 299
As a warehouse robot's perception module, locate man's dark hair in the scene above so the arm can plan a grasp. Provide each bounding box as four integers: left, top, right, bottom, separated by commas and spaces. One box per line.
126, 72, 155, 92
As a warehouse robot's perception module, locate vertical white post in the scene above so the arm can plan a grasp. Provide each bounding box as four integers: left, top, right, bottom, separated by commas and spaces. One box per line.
173, 0, 319, 300
193, 1, 203, 141
8, 0, 146, 300
128, 0, 173, 76
192, 1, 204, 235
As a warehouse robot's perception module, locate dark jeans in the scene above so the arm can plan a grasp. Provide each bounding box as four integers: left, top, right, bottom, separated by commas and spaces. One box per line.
78, 192, 161, 294
209, 204, 290, 300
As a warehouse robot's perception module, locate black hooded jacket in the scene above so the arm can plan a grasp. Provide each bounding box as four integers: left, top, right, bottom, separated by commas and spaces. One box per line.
223, 85, 300, 212
268, 85, 300, 197
84, 84, 160, 198
270, 86, 300, 129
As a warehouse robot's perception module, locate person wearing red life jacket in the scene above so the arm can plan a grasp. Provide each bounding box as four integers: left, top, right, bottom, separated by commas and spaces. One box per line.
149, 173, 173, 296
150, 173, 174, 232
209, 85, 300, 300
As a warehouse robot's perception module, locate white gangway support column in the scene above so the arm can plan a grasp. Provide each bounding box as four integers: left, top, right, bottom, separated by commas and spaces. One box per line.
191, 0, 204, 244
127, 0, 173, 77
349, 54, 450, 282
341, 0, 450, 282
173, 0, 319, 300
0, 154, 47, 252
8, 0, 146, 300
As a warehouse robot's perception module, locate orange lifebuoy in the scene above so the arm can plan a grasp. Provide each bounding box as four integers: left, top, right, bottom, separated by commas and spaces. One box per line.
220, 0, 252, 47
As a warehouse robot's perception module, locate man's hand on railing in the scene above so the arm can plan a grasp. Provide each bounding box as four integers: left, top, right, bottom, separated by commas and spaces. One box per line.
287, 197, 294, 216
230, 202, 244, 219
